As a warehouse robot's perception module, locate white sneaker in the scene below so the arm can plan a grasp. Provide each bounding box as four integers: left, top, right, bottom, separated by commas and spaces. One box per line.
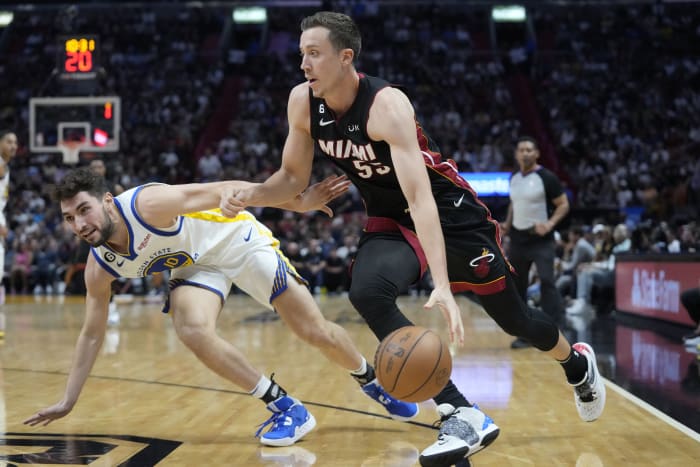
571, 342, 606, 422
419, 403, 499, 467
566, 298, 587, 315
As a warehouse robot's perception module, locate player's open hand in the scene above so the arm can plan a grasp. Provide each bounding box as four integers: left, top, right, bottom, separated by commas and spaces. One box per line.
23, 401, 73, 427
296, 175, 351, 216
423, 287, 465, 346
219, 187, 249, 218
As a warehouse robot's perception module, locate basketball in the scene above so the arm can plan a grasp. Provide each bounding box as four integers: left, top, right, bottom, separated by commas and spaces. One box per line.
374, 325, 452, 402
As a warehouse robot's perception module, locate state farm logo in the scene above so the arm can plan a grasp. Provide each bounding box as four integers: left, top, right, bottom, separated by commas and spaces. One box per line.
630, 268, 681, 313
137, 233, 152, 251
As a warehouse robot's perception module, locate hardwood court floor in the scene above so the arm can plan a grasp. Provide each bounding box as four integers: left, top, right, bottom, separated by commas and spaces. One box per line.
2, 293, 699, 466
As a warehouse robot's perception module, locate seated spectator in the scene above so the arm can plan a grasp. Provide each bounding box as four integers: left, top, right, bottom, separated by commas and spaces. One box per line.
567, 223, 631, 314
592, 223, 613, 260
10, 240, 33, 294
283, 241, 313, 290
31, 238, 59, 294
556, 226, 596, 299
323, 246, 347, 294
62, 237, 90, 295
303, 239, 326, 294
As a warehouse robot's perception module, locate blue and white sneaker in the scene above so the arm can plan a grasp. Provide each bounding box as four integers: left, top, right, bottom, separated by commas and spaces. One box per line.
419, 403, 499, 467
362, 378, 419, 421
255, 396, 317, 447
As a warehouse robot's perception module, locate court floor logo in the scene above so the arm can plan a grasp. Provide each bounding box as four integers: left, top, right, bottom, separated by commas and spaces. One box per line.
1, 433, 181, 465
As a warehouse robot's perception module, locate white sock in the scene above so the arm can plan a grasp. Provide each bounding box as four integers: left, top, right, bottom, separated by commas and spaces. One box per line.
350, 357, 368, 376
250, 375, 272, 399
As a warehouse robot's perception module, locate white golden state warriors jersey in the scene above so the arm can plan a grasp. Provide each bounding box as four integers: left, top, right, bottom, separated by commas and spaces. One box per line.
91, 185, 280, 280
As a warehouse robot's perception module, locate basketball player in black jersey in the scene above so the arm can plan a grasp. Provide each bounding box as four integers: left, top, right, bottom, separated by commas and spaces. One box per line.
220, 12, 606, 466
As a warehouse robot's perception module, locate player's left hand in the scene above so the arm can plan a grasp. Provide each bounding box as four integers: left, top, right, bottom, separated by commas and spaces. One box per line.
23, 401, 73, 427
296, 174, 351, 216
424, 287, 465, 346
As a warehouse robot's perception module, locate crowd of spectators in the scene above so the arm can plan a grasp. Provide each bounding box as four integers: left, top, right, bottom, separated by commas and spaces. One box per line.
0, 2, 698, 298
532, 3, 700, 225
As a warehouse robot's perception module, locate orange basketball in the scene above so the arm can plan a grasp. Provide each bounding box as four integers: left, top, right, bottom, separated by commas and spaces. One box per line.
374, 325, 452, 402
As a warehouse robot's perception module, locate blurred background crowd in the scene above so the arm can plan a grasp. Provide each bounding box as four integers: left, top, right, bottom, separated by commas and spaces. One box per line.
1, 0, 698, 302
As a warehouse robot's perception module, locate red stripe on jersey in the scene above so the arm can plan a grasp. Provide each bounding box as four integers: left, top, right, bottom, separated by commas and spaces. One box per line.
451, 276, 507, 295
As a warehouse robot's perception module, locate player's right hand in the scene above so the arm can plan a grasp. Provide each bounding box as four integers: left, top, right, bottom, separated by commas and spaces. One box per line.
423, 287, 465, 346
23, 401, 73, 427
219, 187, 249, 218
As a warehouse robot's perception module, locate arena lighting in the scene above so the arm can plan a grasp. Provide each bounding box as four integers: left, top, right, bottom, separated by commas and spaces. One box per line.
492, 5, 527, 23
232, 6, 267, 24
0, 11, 13, 26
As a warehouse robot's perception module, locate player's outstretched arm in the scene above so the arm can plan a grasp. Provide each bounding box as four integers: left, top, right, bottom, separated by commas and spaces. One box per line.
220, 174, 351, 218
24, 256, 113, 426
220, 84, 317, 217
368, 87, 465, 345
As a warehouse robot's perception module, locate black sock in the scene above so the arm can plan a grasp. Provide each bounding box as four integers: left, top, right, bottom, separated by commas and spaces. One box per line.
433, 381, 472, 408
261, 380, 287, 404
559, 348, 588, 384
352, 364, 376, 386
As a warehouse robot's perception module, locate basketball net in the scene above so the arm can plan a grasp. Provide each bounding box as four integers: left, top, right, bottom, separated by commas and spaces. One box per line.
59, 141, 83, 165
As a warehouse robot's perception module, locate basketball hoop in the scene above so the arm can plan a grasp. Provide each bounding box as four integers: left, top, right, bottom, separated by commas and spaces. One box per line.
58, 141, 84, 164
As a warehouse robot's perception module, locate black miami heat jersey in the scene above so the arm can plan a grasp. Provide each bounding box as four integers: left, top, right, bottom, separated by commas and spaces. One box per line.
310, 73, 482, 228
309, 73, 511, 295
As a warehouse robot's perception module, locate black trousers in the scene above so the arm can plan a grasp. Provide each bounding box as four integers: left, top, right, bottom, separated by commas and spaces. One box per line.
508, 233, 564, 325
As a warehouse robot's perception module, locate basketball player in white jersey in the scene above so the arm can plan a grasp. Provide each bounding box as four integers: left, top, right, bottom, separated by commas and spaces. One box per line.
24, 167, 418, 446
0, 130, 18, 341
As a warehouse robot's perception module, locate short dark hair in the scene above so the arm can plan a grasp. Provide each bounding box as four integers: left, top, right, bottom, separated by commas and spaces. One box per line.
53, 166, 107, 202
516, 135, 539, 150
301, 11, 362, 61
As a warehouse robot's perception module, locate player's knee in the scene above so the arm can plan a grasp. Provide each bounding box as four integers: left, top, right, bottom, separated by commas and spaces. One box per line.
498, 321, 521, 337
493, 312, 531, 337
174, 321, 212, 351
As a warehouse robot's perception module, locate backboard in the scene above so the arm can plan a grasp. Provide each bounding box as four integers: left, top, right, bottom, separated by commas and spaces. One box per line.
29, 96, 120, 163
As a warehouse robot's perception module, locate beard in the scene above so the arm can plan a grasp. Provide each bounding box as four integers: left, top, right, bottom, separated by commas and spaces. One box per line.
87, 208, 116, 247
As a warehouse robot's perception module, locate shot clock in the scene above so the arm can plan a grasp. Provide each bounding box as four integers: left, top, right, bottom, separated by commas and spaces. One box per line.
58, 35, 99, 80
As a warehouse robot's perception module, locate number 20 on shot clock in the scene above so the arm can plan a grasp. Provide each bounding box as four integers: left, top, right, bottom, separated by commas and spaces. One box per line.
58, 35, 99, 79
